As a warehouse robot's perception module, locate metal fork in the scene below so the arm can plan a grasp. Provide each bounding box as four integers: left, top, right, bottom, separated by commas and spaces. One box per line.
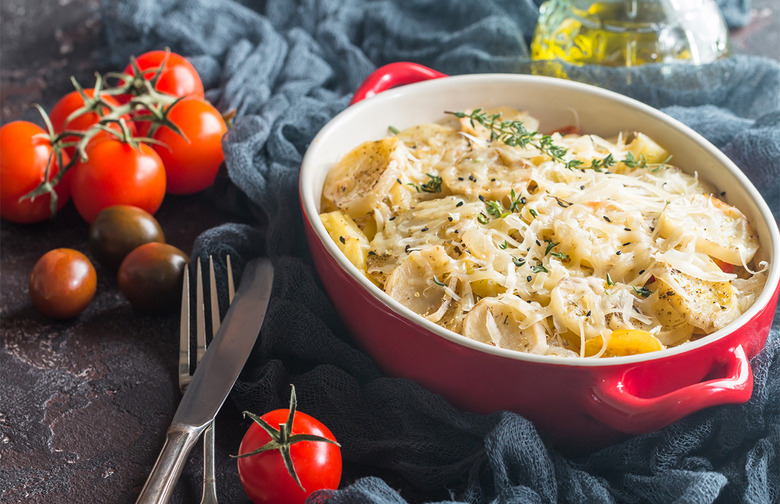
180, 256, 235, 504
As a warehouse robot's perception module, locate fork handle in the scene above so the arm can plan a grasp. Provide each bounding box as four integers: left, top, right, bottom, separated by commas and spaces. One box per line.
136, 423, 203, 504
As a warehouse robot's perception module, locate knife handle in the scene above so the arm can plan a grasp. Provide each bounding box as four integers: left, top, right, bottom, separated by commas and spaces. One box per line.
135, 423, 203, 503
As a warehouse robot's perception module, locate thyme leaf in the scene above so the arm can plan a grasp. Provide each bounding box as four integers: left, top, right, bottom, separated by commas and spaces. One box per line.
408, 173, 442, 193
632, 285, 653, 297
447, 109, 581, 169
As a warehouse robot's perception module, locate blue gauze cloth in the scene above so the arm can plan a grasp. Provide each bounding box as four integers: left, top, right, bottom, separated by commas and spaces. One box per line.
101, 1, 780, 503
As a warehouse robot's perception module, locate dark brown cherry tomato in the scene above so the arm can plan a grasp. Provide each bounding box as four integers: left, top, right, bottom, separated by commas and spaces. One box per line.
89, 205, 165, 271
117, 242, 189, 314
29, 248, 97, 319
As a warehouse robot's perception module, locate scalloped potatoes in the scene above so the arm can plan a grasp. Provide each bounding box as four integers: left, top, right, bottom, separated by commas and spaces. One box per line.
320, 109, 767, 358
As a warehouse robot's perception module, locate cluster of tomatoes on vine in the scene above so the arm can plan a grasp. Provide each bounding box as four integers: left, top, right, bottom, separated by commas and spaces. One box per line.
2, 50, 229, 319
0, 49, 227, 225
2, 50, 345, 503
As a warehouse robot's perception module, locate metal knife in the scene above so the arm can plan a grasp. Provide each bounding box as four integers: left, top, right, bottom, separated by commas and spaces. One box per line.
136, 257, 274, 503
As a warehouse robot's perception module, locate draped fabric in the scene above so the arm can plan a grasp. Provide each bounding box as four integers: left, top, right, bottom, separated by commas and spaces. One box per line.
102, 1, 780, 502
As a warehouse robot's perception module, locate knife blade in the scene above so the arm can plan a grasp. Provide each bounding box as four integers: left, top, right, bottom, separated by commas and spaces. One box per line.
136, 257, 274, 504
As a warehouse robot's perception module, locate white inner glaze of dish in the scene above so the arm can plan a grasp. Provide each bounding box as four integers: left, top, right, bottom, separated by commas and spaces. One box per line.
300, 74, 779, 366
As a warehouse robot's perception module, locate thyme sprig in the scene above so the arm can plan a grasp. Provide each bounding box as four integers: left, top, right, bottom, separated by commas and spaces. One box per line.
408, 173, 443, 193
622, 151, 673, 172
447, 109, 584, 170
586, 153, 616, 172
632, 285, 653, 298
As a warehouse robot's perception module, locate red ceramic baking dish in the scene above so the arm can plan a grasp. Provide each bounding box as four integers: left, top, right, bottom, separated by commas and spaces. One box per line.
299, 62, 780, 450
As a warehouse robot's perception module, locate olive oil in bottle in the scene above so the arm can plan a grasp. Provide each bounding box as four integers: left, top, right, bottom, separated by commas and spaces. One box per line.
531, 0, 730, 67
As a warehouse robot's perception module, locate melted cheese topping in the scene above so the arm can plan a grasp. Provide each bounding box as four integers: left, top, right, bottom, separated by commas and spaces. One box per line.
320, 109, 767, 358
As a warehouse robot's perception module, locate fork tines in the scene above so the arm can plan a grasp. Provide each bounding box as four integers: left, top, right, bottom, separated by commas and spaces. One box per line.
179, 255, 235, 392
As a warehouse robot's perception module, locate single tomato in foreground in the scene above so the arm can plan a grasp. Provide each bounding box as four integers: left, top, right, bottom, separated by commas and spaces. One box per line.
89, 205, 166, 271
0, 121, 72, 223
151, 98, 227, 194
70, 138, 166, 223
235, 386, 342, 504
117, 242, 188, 314
29, 248, 96, 319
120, 50, 204, 103
49, 88, 132, 158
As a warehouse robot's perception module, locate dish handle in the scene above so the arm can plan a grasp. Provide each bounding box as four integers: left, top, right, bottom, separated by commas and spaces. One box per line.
350, 62, 448, 105
586, 344, 753, 435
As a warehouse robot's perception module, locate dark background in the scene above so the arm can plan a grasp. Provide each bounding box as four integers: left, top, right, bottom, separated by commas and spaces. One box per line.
1, 1, 778, 503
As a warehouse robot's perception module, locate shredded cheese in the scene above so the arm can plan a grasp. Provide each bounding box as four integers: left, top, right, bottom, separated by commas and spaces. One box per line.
320, 108, 767, 358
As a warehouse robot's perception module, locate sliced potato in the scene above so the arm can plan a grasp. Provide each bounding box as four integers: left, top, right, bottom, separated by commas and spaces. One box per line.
470, 277, 507, 298
320, 210, 371, 275
657, 194, 759, 265
384, 246, 458, 322
626, 132, 669, 164
645, 286, 695, 346
653, 265, 741, 334
322, 136, 408, 219
584, 329, 663, 357
462, 294, 549, 354
549, 277, 607, 340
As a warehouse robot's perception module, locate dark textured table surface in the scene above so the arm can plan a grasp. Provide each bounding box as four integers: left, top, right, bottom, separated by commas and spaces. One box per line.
1, 2, 778, 503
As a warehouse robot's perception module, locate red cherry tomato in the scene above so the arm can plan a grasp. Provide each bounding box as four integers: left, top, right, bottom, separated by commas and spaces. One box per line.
151, 98, 227, 194
29, 248, 97, 319
237, 398, 342, 504
0, 121, 72, 223
70, 138, 166, 223
120, 50, 204, 103
49, 88, 132, 158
